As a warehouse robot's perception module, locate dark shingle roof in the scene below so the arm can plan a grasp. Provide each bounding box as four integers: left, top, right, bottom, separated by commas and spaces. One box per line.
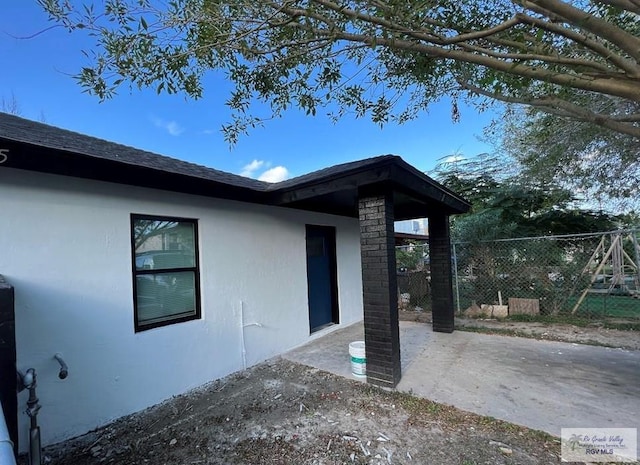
0, 112, 470, 216
0, 112, 269, 191
272, 155, 398, 190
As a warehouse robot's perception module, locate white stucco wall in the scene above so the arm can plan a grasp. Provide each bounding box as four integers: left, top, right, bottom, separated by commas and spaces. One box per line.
0, 168, 364, 452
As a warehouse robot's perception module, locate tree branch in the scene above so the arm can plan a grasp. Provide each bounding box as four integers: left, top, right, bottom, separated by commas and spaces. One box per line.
595, 0, 640, 15
321, 29, 640, 101
515, 13, 640, 76
457, 42, 615, 74
283, 1, 639, 87
519, 14, 640, 77
459, 80, 640, 137
421, 17, 523, 45
522, 0, 640, 62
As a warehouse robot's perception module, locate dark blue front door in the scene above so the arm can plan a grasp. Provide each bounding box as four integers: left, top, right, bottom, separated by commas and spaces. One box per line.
306, 225, 339, 332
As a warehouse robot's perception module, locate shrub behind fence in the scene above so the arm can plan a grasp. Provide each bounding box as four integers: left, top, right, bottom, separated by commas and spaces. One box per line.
396, 230, 640, 324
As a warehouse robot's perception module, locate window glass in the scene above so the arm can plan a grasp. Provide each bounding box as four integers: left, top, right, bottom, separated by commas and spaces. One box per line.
132, 215, 200, 331
134, 220, 195, 270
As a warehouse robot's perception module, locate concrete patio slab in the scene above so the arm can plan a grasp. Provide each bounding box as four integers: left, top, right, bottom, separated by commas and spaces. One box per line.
283, 321, 640, 438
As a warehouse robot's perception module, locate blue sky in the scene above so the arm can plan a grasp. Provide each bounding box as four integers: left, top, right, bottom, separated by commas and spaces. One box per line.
1, 2, 498, 182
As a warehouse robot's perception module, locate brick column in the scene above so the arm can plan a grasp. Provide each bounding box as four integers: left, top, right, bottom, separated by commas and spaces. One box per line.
0, 275, 17, 453
359, 192, 401, 387
428, 213, 455, 333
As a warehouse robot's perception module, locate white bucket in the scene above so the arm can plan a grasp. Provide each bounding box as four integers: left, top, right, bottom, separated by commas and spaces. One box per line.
349, 341, 366, 377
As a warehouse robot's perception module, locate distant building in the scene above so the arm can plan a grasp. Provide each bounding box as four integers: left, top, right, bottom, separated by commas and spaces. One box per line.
395, 218, 428, 236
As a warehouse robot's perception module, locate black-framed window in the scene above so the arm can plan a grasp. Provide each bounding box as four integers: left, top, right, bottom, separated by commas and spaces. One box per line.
131, 214, 201, 332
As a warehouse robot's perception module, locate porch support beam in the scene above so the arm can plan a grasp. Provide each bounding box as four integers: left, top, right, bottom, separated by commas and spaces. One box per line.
358, 191, 401, 387
428, 213, 455, 333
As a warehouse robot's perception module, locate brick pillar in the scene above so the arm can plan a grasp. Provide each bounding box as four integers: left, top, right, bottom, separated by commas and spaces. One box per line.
0, 275, 17, 453
428, 213, 455, 333
359, 192, 401, 387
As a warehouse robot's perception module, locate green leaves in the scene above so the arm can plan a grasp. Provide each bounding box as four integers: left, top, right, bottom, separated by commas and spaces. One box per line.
497, 94, 640, 211
37, 0, 640, 144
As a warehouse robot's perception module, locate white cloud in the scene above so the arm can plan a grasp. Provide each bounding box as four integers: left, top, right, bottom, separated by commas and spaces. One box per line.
258, 166, 290, 183
241, 159, 265, 177
151, 117, 184, 136
442, 155, 465, 164
239, 160, 289, 183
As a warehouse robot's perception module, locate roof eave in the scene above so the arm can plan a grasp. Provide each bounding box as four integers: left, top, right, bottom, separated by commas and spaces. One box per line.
0, 137, 269, 204
388, 161, 471, 215
272, 156, 471, 216
1, 114, 471, 218
269, 156, 398, 205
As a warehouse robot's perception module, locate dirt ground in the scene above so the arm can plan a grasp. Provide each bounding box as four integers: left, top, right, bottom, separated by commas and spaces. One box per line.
28, 316, 639, 465
37, 359, 562, 465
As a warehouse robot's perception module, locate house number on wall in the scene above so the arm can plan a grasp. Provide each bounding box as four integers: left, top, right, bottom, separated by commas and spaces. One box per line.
0, 149, 8, 164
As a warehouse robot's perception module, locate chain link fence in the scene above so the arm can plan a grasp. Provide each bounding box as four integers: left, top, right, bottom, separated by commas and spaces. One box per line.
397, 230, 640, 325
396, 243, 431, 311
453, 230, 640, 322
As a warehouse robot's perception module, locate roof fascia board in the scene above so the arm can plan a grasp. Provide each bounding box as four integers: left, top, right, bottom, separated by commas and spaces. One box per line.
388, 162, 471, 214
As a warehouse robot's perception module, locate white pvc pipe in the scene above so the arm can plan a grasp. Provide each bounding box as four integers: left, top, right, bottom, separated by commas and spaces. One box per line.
0, 401, 17, 465
239, 300, 247, 370
239, 300, 263, 371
